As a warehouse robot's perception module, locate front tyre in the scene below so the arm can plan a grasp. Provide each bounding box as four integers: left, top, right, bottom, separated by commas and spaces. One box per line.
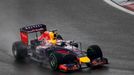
87, 45, 103, 61
49, 53, 59, 71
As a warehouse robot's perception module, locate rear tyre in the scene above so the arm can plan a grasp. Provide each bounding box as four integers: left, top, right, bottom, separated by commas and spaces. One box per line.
12, 41, 27, 60
87, 45, 103, 61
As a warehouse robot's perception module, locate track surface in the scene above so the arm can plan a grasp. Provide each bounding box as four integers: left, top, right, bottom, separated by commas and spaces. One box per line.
0, 0, 134, 75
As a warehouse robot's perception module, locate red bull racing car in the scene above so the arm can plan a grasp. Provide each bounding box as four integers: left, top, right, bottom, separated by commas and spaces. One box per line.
12, 24, 108, 72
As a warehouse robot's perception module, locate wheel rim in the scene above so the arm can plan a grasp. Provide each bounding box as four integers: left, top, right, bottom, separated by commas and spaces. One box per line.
50, 54, 57, 70
14, 49, 17, 56
50, 56, 56, 66
13, 46, 17, 57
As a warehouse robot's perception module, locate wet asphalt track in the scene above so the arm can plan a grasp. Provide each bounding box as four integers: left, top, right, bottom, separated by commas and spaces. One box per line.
0, 0, 134, 75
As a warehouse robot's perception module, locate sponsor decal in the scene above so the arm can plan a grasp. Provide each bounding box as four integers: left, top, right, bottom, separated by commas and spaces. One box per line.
56, 50, 70, 54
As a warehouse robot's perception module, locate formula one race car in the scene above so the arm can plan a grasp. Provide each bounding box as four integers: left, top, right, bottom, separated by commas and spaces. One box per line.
12, 24, 108, 72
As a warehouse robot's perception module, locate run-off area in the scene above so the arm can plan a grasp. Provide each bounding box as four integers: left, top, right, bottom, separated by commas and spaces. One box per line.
104, 0, 134, 15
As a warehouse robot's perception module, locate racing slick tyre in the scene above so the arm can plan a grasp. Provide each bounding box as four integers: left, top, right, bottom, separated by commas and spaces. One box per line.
12, 41, 27, 61
49, 53, 59, 71
87, 45, 103, 61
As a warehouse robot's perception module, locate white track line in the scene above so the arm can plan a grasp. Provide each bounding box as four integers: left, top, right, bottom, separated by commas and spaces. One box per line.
103, 0, 134, 15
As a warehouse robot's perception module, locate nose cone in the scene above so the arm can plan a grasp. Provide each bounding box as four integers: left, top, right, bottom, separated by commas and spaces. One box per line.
79, 56, 90, 63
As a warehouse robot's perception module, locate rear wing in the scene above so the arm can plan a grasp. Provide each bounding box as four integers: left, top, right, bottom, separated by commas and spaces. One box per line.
20, 24, 47, 45
20, 24, 46, 33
